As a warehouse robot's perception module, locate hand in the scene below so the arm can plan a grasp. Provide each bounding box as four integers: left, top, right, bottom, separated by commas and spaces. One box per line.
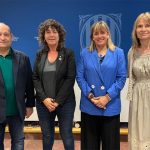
43, 98, 57, 112
53, 102, 59, 108
91, 96, 109, 109
90, 97, 106, 109
25, 107, 33, 118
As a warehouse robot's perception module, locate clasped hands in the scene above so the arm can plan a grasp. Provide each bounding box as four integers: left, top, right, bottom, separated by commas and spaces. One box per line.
43, 98, 59, 112
90, 95, 110, 109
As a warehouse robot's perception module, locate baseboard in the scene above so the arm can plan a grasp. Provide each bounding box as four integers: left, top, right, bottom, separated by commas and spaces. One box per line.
5, 127, 128, 135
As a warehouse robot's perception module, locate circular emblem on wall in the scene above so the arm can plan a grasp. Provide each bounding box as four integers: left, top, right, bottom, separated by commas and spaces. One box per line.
79, 14, 121, 49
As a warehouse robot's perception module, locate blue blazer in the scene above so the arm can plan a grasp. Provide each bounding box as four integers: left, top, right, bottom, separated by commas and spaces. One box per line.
76, 47, 127, 116
0, 48, 35, 123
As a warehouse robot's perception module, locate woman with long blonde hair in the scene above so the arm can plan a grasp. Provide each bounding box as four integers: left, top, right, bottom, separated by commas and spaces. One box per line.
127, 12, 150, 150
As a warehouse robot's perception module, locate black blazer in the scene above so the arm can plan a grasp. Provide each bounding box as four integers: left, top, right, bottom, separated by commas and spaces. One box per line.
33, 48, 76, 105
0, 48, 35, 123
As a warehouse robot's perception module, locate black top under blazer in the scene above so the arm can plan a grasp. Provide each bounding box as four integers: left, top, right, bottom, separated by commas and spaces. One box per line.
33, 48, 76, 105
0, 48, 35, 123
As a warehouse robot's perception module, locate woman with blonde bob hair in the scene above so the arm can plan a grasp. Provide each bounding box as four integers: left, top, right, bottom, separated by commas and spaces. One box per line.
89, 21, 115, 51
127, 12, 150, 150
76, 20, 127, 150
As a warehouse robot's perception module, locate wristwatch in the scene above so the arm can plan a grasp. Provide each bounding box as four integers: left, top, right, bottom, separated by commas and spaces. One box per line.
105, 93, 111, 101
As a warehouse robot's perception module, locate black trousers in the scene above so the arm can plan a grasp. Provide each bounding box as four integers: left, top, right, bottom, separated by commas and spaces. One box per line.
81, 112, 120, 150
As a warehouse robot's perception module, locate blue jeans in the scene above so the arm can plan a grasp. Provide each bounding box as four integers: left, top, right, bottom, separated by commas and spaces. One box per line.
36, 99, 75, 150
0, 116, 24, 150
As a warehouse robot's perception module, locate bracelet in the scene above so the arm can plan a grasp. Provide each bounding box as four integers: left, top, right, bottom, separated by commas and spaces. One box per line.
88, 92, 94, 99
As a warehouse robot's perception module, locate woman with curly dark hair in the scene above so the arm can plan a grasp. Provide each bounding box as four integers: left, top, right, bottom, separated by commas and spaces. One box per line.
33, 19, 76, 150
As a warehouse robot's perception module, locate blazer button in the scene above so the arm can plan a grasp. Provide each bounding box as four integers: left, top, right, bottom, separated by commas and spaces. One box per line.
91, 85, 95, 89
100, 86, 105, 90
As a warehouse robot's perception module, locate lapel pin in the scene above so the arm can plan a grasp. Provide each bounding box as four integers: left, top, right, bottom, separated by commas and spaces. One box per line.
59, 56, 62, 61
